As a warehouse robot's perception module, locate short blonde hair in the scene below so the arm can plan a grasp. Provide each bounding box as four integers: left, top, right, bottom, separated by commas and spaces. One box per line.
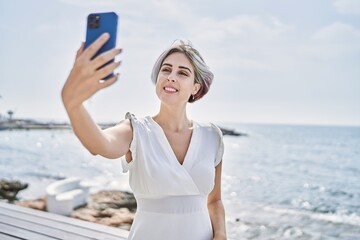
151, 40, 214, 103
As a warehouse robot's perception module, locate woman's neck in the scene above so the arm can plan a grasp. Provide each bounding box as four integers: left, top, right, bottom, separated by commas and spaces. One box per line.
153, 103, 192, 132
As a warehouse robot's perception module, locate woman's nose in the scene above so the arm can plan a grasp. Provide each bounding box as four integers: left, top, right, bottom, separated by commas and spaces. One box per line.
167, 73, 176, 82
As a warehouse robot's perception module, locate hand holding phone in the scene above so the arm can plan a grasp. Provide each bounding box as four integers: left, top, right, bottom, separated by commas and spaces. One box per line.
62, 12, 121, 112
85, 12, 118, 80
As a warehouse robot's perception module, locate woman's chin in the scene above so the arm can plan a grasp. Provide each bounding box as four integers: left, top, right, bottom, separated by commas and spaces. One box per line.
158, 95, 188, 106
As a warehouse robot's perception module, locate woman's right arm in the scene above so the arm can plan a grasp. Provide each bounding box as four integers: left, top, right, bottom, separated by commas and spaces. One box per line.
61, 33, 132, 159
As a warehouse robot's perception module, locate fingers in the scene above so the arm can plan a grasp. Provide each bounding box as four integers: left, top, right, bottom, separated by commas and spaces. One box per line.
69, 32, 121, 93
94, 61, 122, 80
98, 73, 119, 89
75, 42, 85, 59
82, 33, 110, 60
91, 48, 122, 70
79, 32, 121, 74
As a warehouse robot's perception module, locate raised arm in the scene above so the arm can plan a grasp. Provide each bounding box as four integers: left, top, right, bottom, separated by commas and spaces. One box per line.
61, 33, 132, 159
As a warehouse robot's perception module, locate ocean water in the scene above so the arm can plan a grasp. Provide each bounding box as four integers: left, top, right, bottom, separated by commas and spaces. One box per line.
0, 124, 359, 240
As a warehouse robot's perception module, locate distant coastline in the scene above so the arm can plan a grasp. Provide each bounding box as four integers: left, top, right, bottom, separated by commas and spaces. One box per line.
0, 118, 245, 136
0, 119, 69, 131
0, 118, 114, 131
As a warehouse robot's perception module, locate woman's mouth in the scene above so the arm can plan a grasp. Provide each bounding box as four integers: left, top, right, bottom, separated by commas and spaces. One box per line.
164, 86, 178, 93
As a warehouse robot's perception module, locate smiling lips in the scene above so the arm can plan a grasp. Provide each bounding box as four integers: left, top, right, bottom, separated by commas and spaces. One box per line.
164, 86, 178, 93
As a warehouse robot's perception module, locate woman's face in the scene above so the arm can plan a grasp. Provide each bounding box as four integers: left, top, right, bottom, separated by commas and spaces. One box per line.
156, 52, 200, 105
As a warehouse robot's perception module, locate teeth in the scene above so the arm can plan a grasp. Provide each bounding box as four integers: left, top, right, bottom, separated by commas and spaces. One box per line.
164, 87, 177, 92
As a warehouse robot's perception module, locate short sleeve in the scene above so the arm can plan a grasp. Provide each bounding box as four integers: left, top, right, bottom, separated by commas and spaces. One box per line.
120, 112, 137, 173
211, 124, 224, 167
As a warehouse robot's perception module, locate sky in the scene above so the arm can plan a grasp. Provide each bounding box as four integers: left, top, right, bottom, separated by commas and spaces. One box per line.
0, 0, 359, 126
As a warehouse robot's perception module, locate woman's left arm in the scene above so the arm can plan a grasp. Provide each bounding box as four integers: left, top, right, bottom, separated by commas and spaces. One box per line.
208, 161, 227, 240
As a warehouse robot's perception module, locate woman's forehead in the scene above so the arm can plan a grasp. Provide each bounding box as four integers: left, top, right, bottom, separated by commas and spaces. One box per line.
162, 52, 194, 71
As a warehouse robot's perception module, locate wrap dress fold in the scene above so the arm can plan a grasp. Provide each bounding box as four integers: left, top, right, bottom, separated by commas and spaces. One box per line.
121, 113, 224, 240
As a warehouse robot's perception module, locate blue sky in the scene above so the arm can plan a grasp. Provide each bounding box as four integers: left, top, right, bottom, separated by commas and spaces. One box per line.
0, 0, 359, 126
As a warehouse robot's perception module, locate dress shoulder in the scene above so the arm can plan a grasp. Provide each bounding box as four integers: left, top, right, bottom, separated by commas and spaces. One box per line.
120, 112, 139, 173
195, 122, 224, 166
210, 123, 224, 166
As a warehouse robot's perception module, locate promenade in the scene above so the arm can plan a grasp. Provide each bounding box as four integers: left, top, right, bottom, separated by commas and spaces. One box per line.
0, 201, 128, 240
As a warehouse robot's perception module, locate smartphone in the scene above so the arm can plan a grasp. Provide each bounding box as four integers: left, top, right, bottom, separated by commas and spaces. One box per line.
85, 12, 118, 80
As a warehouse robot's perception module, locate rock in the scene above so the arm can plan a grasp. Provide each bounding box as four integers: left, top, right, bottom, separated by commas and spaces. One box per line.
96, 207, 134, 227
0, 179, 28, 202
16, 189, 136, 230
70, 208, 100, 222
72, 190, 136, 229
219, 127, 247, 137
16, 196, 46, 211
71, 206, 134, 229
89, 190, 137, 211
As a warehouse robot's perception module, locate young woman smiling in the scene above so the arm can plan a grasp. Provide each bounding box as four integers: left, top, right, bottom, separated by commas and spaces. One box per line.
62, 35, 227, 240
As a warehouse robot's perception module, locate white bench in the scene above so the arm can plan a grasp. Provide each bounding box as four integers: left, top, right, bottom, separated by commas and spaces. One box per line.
46, 177, 90, 216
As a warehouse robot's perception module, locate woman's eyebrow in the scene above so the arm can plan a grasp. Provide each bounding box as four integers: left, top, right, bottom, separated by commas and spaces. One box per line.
179, 66, 192, 73
162, 63, 192, 73
162, 63, 172, 68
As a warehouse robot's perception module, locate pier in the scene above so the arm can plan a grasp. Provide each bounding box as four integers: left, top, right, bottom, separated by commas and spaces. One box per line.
0, 201, 128, 239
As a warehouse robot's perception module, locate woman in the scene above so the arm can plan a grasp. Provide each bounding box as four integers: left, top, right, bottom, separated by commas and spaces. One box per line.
62, 33, 227, 240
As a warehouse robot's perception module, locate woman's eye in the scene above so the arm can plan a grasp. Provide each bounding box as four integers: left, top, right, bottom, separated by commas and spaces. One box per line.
179, 71, 189, 76
161, 68, 171, 72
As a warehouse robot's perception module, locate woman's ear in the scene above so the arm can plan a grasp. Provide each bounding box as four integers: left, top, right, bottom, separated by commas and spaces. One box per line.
193, 83, 201, 95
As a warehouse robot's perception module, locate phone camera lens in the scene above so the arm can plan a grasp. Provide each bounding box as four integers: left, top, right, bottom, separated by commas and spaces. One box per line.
89, 15, 100, 29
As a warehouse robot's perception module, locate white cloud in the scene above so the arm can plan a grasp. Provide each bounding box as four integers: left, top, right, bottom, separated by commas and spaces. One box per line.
183, 15, 294, 74
313, 22, 360, 42
59, 0, 194, 24
300, 22, 360, 58
333, 0, 360, 15
226, 57, 270, 71
188, 15, 291, 43
59, 0, 120, 7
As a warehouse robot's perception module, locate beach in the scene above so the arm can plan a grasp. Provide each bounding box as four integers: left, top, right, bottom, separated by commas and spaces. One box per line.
1, 123, 359, 239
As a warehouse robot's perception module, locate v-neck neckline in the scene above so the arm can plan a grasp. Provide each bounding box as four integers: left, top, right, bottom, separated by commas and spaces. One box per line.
147, 116, 197, 166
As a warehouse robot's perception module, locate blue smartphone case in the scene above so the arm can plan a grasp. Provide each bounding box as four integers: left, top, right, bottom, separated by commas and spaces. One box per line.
85, 12, 118, 80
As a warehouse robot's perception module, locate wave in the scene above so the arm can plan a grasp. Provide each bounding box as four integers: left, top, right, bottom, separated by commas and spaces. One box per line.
21, 172, 65, 180
226, 201, 360, 240
262, 204, 360, 227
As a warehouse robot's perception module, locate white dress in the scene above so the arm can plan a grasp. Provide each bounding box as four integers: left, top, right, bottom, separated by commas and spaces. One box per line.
121, 113, 224, 240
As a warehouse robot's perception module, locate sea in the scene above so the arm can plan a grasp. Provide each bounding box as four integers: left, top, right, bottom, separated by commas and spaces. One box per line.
0, 123, 359, 240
